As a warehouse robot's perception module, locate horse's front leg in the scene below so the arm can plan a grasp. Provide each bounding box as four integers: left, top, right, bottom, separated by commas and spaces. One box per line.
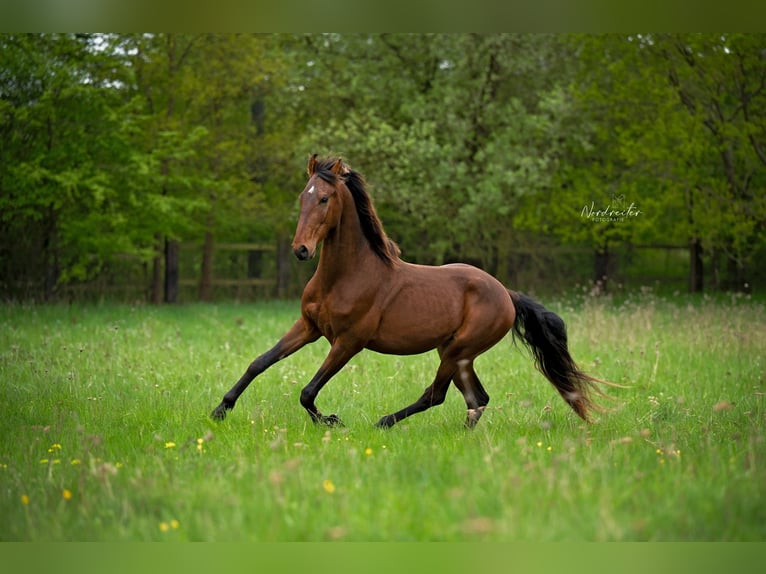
211, 318, 319, 420
299, 340, 362, 426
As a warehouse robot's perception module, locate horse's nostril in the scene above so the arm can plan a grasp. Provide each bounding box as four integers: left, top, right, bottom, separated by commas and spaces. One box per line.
294, 245, 310, 260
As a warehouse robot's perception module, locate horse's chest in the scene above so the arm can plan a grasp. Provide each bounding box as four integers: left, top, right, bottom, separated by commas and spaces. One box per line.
305, 294, 374, 344
315, 307, 337, 341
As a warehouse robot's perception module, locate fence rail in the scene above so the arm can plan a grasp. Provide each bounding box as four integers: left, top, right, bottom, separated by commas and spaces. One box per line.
179, 242, 276, 252
177, 240, 280, 301
15, 241, 759, 302
178, 278, 275, 287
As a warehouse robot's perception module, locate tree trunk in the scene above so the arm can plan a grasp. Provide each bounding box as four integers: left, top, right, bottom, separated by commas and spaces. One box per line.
276, 233, 292, 299
726, 254, 746, 292
151, 233, 163, 304
199, 231, 214, 302
494, 227, 513, 287
43, 209, 59, 301
247, 248, 263, 277
689, 238, 703, 293
593, 245, 609, 294
164, 238, 179, 303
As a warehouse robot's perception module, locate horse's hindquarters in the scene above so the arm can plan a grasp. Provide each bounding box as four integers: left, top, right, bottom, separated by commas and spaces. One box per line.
365, 263, 514, 356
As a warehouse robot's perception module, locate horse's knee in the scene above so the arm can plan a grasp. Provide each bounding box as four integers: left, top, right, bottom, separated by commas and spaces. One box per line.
247, 354, 269, 377
299, 386, 315, 409
426, 386, 449, 407
245, 361, 260, 378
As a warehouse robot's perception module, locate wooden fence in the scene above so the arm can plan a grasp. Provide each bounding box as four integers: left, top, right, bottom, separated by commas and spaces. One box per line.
178, 241, 278, 301
44, 241, 759, 303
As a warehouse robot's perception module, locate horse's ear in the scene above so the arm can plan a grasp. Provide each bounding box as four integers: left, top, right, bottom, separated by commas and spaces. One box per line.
307, 153, 318, 176
330, 157, 346, 175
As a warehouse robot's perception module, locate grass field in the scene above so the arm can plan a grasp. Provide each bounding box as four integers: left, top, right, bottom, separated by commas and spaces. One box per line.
1, 291, 764, 541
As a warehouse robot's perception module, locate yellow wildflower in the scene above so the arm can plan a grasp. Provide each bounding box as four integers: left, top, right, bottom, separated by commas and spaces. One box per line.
364, 448, 373, 456
164, 442, 176, 449
21, 494, 30, 505
71, 459, 81, 465
62, 489, 72, 500
159, 522, 170, 532
323, 479, 336, 494
170, 519, 180, 530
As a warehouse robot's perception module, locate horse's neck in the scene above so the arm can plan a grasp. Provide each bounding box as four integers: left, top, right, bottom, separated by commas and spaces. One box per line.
316, 196, 380, 286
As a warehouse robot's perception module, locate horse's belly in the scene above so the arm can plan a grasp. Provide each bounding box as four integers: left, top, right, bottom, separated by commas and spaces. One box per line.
365, 333, 446, 356
365, 293, 462, 355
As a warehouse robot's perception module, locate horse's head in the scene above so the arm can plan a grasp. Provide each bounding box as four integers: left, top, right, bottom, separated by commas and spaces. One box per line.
292, 154, 348, 261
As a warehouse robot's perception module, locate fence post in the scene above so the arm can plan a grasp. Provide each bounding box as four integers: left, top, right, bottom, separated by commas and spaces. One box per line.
276, 233, 292, 299
689, 238, 703, 293
151, 233, 163, 304
199, 231, 214, 301
164, 239, 179, 303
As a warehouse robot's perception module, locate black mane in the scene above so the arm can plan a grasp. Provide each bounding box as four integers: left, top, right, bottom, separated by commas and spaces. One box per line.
313, 158, 400, 266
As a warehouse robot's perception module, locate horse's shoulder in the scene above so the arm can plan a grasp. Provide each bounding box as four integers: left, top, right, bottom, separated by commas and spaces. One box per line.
300, 280, 321, 317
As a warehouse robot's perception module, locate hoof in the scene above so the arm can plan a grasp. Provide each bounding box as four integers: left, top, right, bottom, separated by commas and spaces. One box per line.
375, 415, 396, 428
464, 406, 486, 429
210, 403, 229, 421
322, 413, 344, 427
311, 412, 344, 426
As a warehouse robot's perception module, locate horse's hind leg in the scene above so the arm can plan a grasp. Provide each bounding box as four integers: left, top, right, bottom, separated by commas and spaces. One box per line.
452, 359, 490, 428
375, 357, 456, 428
440, 344, 490, 428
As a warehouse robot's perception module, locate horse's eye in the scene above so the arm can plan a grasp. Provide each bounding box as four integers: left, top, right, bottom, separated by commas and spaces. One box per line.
319, 196, 329, 204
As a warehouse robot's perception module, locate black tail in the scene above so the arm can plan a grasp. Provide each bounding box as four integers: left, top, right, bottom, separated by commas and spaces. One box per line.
510, 291, 604, 421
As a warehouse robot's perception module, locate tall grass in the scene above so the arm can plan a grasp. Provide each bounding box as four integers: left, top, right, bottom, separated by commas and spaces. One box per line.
1, 293, 764, 540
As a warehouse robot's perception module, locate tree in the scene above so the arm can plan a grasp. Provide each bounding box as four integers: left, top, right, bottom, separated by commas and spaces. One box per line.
657, 34, 766, 290
291, 34, 579, 280
519, 34, 766, 292
1, 34, 280, 301
116, 33, 277, 302
0, 34, 142, 298
516, 34, 685, 291
3, 34, 763, 301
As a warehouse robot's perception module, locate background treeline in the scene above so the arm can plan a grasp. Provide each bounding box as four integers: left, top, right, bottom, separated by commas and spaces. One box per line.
1, 33, 765, 302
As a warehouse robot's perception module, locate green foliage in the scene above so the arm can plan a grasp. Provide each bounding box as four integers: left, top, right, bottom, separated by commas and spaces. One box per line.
532, 34, 766, 268
1, 34, 278, 296
1, 34, 143, 286
1, 34, 764, 298
295, 34, 575, 268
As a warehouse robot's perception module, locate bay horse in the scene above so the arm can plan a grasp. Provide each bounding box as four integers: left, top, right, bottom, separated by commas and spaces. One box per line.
211, 155, 607, 428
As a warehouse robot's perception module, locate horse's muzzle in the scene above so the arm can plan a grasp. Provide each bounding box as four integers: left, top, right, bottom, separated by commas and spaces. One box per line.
293, 245, 311, 261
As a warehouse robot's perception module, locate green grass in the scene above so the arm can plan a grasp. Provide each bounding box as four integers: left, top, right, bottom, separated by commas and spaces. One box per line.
1, 293, 764, 541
